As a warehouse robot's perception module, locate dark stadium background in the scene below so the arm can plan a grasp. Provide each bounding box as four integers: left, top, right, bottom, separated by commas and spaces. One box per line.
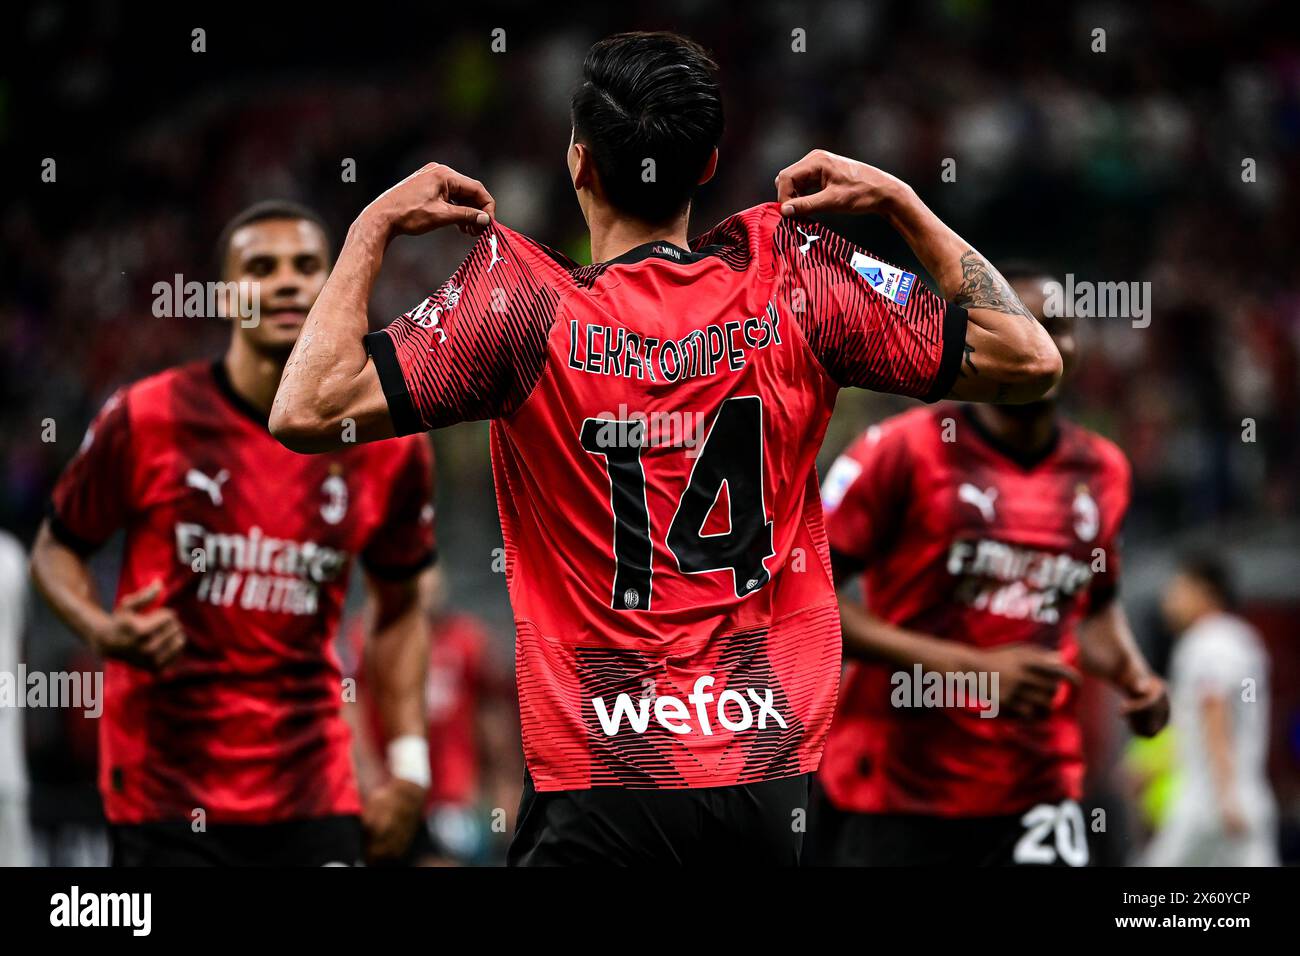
2, 0, 1297, 864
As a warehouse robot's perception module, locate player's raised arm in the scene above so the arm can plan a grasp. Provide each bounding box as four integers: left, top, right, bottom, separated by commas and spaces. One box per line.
269, 163, 495, 452
776, 149, 1061, 403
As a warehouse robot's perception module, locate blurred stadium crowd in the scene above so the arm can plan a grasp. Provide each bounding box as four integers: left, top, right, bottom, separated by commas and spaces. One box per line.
2, 0, 1297, 864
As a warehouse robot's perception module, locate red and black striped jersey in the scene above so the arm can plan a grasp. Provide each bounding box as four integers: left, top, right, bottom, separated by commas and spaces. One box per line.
367, 203, 967, 790
49, 361, 435, 824
818, 405, 1131, 816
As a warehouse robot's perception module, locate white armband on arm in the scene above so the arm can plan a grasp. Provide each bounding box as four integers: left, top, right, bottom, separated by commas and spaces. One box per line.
387, 734, 431, 789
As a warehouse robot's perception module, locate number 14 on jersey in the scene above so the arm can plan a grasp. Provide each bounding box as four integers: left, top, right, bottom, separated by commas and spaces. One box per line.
580, 396, 775, 610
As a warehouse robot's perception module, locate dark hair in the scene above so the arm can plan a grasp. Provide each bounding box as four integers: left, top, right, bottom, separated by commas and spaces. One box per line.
571, 32, 723, 224
214, 200, 330, 277
1179, 552, 1238, 611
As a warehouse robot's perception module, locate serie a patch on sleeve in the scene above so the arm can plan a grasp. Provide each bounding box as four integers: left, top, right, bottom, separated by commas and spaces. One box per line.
850, 251, 916, 306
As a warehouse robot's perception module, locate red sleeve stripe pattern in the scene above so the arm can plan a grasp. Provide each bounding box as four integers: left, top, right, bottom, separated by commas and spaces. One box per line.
366, 227, 563, 433
774, 219, 967, 401
48, 386, 134, 554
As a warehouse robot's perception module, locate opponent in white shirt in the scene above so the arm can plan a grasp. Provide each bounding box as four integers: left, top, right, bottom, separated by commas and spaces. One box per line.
1145, 556, 1278, 866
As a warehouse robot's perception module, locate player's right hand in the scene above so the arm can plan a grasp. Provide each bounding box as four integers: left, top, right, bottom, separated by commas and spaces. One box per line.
361, 162, 496, 238
978, 643, 1082, 720
361, 778, 427, 864
775, 149, 911, 219
92, 580, 186, 672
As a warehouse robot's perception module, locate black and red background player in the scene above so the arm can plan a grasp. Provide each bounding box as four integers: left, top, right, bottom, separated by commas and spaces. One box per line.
30, 203, 437, 866
344, 566, 522, 865
807, 265, 1169, 866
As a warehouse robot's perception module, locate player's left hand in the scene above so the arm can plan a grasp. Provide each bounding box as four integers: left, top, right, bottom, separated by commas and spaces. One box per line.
361, 778, 427, 863
361, 162, 496, 239
774, 149, 911, 219
1118, 669, 1169, 737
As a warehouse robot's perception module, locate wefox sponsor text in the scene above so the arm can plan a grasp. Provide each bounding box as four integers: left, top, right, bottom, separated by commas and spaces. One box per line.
591, 675, 787, 736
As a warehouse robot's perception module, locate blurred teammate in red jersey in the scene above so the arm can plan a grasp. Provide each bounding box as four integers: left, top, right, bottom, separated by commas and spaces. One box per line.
345, 566, 521, 865
30, 202, 436, 866
268, 33, 1062, 865
807, 265, 1169, 866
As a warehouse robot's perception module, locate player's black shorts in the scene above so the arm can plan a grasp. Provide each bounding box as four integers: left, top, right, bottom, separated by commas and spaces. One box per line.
110, 814, 363, 867
508, 770, 810, 866
805, 783, 1090, 867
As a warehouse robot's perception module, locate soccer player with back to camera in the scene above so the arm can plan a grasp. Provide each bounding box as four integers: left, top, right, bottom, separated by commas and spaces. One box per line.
807, 265, 1169, 866
269, 32, 1061, 865
30, 203, 436, 866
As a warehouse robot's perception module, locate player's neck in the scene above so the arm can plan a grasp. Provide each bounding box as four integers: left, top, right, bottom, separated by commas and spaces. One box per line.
971, 402, 1058, 457
587, 206, 691, 263
1187, 603, 1228, 630
222, 337, 288, 419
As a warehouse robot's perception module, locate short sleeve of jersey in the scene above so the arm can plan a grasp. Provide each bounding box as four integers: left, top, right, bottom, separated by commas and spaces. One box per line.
822, 420, 914, 565
775, 218, 967, 401
1086, 445, 1132, 613
48, 389, 134, 555
365, 225, 564, 435
361, 435, 437, 580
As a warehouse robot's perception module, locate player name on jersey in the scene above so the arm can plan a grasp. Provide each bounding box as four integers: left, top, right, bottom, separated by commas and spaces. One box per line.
565, 304, 782, 383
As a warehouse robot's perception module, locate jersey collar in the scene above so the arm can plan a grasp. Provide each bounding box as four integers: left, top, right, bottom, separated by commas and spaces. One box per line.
961, 405, 1061, 471
602, 240, 713, 267
210, 359, 271, 428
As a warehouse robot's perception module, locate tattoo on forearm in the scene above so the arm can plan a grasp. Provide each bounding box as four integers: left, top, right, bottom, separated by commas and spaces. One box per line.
953, 250, 1036, 322
958, 342, 1013, 400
